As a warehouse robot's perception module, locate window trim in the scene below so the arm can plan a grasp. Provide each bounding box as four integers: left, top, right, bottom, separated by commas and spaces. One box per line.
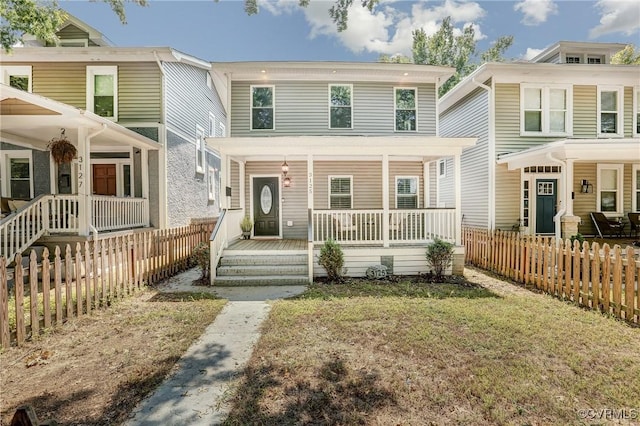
597, 85, 624, 138
394, 87, 418, 132
328, 175, 353, 209
90, 157, 133, 198
207, 166, 216, 202
0, 65, 32, 92
520, 83, 573, 136
328, 84, 353, 129
438, 159, 446, 178
86, 65, 118, 121
596, 163, 624, 216
633, 86, 639, 137
58, 39, 89, 47
1, 150, 34, 199
395, 176, 419, 209
195, 125, 205, 175
633, 164, 640, 213
250, 84, 275, 131
209, 113, 216, 137
219, 122, 226, 137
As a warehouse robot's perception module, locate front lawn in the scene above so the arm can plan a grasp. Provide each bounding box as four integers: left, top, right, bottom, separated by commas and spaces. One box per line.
224, 274, 640, 425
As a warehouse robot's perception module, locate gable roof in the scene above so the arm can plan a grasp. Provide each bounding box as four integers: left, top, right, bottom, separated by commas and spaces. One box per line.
530, 41, 627, 63
22, 14, 113, 47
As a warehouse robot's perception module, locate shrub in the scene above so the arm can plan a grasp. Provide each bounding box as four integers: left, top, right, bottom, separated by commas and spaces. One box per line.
425, 238, 454, 278
192, 242, 210, 281
318, 239, 344, 282
570, 233, 585, 246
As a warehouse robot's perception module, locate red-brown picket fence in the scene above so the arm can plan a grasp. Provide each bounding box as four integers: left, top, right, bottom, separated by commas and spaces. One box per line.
463, 227, 640, 324
0, 220, 215, 348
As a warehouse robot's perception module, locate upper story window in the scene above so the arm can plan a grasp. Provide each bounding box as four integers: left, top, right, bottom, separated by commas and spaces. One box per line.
209, 113, 216, 137
58, 39, 89, 47
633, 87, 639, 137
438, 159, 446, 178
396, 176, 418, 208
597, 86, 623, 137
565, 55, 581, 64
219, 122, 226, 137
195, 125, 205, 174
251, 85, 274, 130
395, 87, 417, 131
87, 66, 117, 120
329, 176, 352, 209
1, 66, 32, 92
597, 164, 623, 215
329, 84, 352, 129
521, 84, 572, 136
587, 56, 603, 64
633, 164, 640, 213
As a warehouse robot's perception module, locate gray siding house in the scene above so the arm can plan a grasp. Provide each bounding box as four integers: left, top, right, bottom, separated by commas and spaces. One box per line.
207, 62, 475, 282
438, 41, 639, 238
0, 15, 225, 261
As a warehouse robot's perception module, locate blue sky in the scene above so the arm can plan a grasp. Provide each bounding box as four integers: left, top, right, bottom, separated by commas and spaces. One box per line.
61, 0, 640, 62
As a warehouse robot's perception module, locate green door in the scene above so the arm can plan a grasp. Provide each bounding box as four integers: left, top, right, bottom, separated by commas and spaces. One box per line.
535, 179, 557, 234
253, 177, 279, 237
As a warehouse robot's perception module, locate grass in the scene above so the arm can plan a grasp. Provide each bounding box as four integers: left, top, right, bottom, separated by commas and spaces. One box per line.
224, 276, 640, 425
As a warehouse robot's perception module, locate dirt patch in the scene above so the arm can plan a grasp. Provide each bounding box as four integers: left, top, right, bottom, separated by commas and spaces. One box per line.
0, 288, 226, 425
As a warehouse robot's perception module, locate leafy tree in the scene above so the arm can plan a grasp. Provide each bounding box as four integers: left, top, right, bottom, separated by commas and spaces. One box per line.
1, 0, 147, 52
412, 17, 513, 96
378, 54, 412, 64
611, 44, 640, 65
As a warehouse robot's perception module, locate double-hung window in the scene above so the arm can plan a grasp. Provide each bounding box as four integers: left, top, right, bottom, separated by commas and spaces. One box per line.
633, 164, 640, 212
1, 66, 32, 92
195, 125, 205, 174
597, 86, 623, 137
209, 113, 216, 137
87, 66, 117, 120
329, 176, 352, 209
329, 84, 352, 129
1, 151, 33, 199
597, 164, 623, 215
251, 85, 274, 130
521, 84, 572, 136
208, 167, 216, 202
395, 87, 417, 131
633, 87, 639, 137
396, 177, 418, 208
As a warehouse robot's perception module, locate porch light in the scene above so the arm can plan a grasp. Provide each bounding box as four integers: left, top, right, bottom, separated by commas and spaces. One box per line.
281, 159, 289, 174
282, 159, 291, 187
581, 179, 593, 193
283, 176, 291, 187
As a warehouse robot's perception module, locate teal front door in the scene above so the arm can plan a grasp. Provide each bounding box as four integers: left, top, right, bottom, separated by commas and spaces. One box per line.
535, 179, 557, 234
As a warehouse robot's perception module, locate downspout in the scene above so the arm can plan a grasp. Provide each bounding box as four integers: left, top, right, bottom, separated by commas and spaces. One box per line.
546, 152, 566, 240
153, 50, 168, 228
471, 77, 494, 229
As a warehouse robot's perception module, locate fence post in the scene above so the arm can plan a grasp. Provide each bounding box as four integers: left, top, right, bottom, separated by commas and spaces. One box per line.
602, 244, 611, 315
29, 250, 39, 337
0, 257, 9, 348
612, 245, 622, 319
625, 246, 635, 322
15, 253, 25, 345
42, 248, 51, 329
75, 243, 83, 316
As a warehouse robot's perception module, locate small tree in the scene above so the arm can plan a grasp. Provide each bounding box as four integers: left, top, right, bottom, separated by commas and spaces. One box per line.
425, 238, 454, 278
318, 239, 344, 282
192, 242, 210, 282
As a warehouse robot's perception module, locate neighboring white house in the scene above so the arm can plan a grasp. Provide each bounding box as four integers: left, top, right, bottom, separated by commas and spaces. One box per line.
438, 41, 640, 238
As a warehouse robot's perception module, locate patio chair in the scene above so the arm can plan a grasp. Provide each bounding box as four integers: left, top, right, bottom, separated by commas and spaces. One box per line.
332, 213, 356, 239
590, 212, 624, 238
629, 212, 640, 238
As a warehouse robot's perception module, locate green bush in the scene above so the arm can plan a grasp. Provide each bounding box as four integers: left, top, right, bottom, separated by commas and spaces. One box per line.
570, 233, 585, 246
426, 238, 454, 278
192, 242, 210, 281
318, 239, 345, 282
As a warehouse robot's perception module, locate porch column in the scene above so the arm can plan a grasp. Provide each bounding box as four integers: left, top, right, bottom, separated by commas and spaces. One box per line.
220, 152, 229, 209
141, 148, 150, 227
77, 127, 91, 236
307, 154, 314, 284
560, 158, 581, 239
565, 159, 574, 216
239, 160, 245, 211
382, 154, 389, 247
454, 154, 462, 245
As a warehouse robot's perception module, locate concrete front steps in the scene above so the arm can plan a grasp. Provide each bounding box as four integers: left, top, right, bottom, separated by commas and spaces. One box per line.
215, 253, 309, 286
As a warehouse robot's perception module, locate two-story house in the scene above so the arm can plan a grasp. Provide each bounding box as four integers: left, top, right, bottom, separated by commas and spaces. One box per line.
438, 41, 639, 238
206, 62, 475, 283
0, 15, 226, 261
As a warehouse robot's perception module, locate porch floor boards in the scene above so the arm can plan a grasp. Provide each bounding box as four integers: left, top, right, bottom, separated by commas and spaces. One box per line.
227, 238, 307, 251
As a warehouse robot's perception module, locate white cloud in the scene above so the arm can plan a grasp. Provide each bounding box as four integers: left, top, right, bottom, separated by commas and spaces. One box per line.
514, 0, 558, 26
258, 0, 487, 56
589, 0, 640, 38
523, 47, 544, 60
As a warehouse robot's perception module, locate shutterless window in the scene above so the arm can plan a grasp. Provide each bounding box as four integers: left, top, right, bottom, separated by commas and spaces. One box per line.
395, 88, 417, 131
438, 160, 446, 177
566, 56, 581, 64
8, 157, 32, 199
521, 85, 570, 135
329, 84, 352, 129
634, 88, 640, 136
396, 177, 418, 208
195, 126, 205, 174
329, 176, 352, 209
1, 66, 32, 92
633, 164, 640, 212
597, 164, 623, 214
251, 85, 274, 130
87, 66, 117, 120
588, 56, 603, 64
598, 87, 622, 136
208, 167, 216, 201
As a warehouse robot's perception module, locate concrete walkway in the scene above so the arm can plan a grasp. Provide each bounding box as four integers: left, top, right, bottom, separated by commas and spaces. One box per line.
125, 269, 306, 425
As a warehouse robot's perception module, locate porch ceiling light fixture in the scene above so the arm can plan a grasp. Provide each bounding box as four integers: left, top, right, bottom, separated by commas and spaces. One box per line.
581, 179, 593, 193
282, 159, 291, 187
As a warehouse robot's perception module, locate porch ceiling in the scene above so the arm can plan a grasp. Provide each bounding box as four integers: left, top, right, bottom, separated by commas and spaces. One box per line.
0, 84, 161, 151
209, 136, 477, 160
497, 139, 640, 170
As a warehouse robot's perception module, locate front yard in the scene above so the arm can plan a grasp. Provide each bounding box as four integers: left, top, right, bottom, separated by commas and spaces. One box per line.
223, 270, 640, 425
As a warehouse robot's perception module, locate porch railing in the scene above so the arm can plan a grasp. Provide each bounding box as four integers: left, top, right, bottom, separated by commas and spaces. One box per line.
209, 208, 243, 284
0, 195, 48, 263
92, 196, 149, 232
312, 208, 456, 245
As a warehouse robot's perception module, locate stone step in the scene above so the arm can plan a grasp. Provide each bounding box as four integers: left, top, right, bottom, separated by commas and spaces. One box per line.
213, 275, 309, 286
220, 254, 307, 267
217, 264, 308, 277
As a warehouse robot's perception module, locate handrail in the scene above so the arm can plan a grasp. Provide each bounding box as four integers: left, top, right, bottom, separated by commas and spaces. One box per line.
210, 209, 226, 241
209, 209, 227, 284
0, 193, 47, 226
0, 194, 49, 263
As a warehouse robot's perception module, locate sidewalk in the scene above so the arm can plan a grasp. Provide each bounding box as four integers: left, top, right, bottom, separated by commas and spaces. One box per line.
125, 269, 306, 425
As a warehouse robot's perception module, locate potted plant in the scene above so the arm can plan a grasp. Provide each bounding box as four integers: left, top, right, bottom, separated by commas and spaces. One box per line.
47, 129, 77, 164
240, 215, 253, 239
